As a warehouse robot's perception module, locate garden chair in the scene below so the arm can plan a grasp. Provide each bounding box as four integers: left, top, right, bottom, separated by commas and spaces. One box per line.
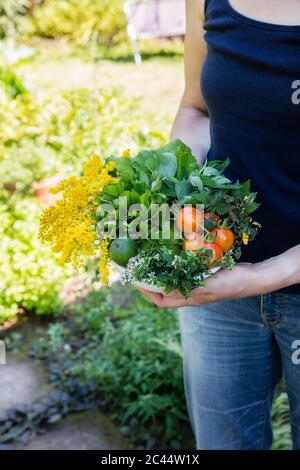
124, 0, 185, 64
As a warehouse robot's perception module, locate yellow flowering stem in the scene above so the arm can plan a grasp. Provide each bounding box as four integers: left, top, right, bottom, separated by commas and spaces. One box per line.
99, 238, 110, 285
242, 233, 249, 245
122, 148, 131, 158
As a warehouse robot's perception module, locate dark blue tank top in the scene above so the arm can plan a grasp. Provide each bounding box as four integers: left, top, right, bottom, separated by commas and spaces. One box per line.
201, 0, 300, 294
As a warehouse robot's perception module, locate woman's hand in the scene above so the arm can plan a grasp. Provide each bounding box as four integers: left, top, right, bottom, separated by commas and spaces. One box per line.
138, 246, 300, 308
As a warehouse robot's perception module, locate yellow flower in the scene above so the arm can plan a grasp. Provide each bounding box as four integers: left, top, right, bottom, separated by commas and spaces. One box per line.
242, 233, 249, 245
122, 148, 131, 158
83, 153, 103, 181
99, 237, 110, 285
39, 154, 118, 272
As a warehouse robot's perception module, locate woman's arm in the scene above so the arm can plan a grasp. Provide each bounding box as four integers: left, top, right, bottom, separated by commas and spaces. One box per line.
140, 244, 300, 308
170, 0, 210, 164
139, 0, 300, 308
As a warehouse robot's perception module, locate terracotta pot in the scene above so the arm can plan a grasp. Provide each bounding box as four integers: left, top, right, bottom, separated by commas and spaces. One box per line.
32, 173, 62, 207
3, 182, 17, 193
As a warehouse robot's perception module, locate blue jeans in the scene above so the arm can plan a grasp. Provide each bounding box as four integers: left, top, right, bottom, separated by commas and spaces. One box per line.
178, 293, 300, 450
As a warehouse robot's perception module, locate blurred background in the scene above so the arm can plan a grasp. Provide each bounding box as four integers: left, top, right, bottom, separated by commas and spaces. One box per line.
0, 0, 291, 450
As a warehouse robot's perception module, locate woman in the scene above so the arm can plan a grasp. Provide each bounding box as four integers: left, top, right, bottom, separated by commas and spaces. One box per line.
141, 0, 300, 450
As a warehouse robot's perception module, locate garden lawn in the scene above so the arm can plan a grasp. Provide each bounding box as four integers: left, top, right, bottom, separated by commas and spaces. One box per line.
19, 41, 184, 123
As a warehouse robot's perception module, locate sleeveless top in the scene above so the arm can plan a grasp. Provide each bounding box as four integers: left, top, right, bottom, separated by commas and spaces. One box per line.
201, 0, 300, 294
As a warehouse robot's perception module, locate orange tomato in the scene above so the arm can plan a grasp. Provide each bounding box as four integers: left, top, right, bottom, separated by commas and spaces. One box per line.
176, 207, 202, 235
183, 232, 204, 251
211, 227, 234, 252
203, 242, 223, 267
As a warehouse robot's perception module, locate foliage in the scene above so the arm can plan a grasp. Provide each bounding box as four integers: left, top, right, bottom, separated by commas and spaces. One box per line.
38, 138, 260, 296
272, 389, 292, 450
0, 61, 27, 97
0, 189, 69, 324
0, 85, 166, 192
28, 286, 192, 448
0, 56, 167, 325
0, 285, 291, 449
0, 389, 97, 445
0, 42, 291, 450
30, 0, 127, 46
98, 140, 259, 295
39, 156, 119, 270
0, 0, 30, 38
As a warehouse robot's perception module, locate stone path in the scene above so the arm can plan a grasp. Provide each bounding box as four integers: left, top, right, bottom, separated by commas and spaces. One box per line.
0, 358, 47, 414
15, 412, 128, 450
0, 358, 129, 450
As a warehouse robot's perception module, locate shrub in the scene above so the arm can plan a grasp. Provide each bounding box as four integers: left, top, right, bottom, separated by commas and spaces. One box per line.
0, 63, 27, 97
30, 0, 127, 46
0, 61, 167, 325
74, 291, 188, 445
28, 285, 292, 449
0, 189, 69, 324
30, 286, 193, 448
0, 0, 29, 38
0, 85, 167, 192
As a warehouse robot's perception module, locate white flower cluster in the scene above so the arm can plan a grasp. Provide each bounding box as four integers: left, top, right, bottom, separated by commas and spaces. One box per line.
120, 254, 159, 287
120, 256, 140, 285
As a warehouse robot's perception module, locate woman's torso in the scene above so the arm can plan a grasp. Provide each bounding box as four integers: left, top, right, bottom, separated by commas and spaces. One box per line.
201, 0, 300, 294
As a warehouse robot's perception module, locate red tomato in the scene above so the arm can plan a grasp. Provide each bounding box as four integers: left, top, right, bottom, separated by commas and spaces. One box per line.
176, 207, 202, 235
203, 242, 223, 267
204, 211, 220, 224
183, 232, 204, 251
211, 228, 234, 252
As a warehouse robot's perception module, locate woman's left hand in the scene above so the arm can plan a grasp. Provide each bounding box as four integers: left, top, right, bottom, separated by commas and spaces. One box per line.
138, 247, 300, 308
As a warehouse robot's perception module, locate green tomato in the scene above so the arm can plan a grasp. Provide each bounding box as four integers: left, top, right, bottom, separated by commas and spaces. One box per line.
109, 238, 138, 267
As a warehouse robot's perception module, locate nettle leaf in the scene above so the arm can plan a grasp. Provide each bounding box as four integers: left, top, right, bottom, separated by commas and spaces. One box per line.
130, 190, 141, 204
140, 191, 151, 207
139, 171, 150, 186
188, 191, 210, 204
135, 150, 158, 174
156, 152, 177, 179
175, 180, 193, 200
151, 178, 162, 192
163, 139, 198, 179
189, 175, 203, 192
103, 183, 122, 198
200, 175, 238, 189
214, 201, 230, 215
200, 175, 220, 188
108, 156, 135, 181
214, 175, 232, 184
162, 185, 176, 197
202, 166, 220, 177
179, 195, 193, 204
133, 182, 146, 194
233, 179, 250, 197
245, 201, 260, 214
207, 158, 230, 173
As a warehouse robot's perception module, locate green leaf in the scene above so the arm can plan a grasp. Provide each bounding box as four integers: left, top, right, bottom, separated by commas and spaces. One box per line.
108, 156, 135, 181
156, 151, 177, 179
151, 178, 162, 192
130, 190, 141, 204
189, 175, 203, 192
162, 139, 198, 179
103, 183, 121, 198
175, 180, 193, 200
